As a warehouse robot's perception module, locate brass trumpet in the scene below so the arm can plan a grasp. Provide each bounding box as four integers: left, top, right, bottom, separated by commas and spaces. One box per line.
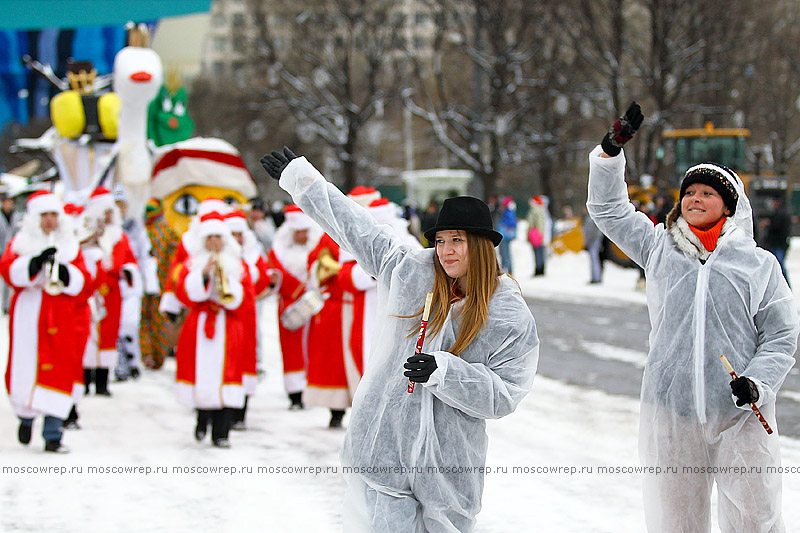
213, 253, 236, 306
316, 248, 341, 284
44, 233, 64, 296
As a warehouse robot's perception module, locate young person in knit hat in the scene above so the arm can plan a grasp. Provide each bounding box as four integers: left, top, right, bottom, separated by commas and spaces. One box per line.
261, 148, 538, 532
0, 191, 91, 453
588, 103, 798, 532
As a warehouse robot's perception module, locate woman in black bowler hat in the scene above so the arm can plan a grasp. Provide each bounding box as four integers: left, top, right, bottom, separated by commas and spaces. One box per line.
261, 147, 539, 532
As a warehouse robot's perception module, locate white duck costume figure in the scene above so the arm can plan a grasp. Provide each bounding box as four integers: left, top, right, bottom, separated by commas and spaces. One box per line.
112, 23, 163, 220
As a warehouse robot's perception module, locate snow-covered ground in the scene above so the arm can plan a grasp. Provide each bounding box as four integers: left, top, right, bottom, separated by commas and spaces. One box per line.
2, 233, 800, 532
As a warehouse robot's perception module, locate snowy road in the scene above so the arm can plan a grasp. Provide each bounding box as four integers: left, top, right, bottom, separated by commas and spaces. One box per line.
2, 244, 800, 531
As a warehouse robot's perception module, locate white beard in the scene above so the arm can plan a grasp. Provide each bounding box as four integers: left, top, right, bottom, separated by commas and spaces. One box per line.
12, 212, 79, 262
187, 247, 243, 281
271, 224, 323, 282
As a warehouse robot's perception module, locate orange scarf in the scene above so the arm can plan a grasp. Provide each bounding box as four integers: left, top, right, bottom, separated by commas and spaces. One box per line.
688, 217, 726, 252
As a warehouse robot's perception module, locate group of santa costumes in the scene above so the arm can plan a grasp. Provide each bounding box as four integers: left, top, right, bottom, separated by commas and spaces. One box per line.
266, 187, 421, 427
1, 186, 140, 452
162, 199, 270, 446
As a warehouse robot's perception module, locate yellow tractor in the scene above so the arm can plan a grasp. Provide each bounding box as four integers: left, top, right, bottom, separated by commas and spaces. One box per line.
550, 123, 752, 263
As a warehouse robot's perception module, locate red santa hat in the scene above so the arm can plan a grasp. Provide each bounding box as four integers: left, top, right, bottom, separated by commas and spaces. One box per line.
197, 211, 229, 239
368, 197, 397, 224
87, 186, 115, 213
283, 204, 314, 231
224, 210, 249, 233
63, 203, 84, 217
27, 190, 63, 215
348, 186, 381, 207
198, 198, 232, 217
150, 137, 258, 200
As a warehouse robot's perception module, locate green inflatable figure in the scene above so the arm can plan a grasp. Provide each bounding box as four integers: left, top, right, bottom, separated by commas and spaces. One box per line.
147, 71, 194, 146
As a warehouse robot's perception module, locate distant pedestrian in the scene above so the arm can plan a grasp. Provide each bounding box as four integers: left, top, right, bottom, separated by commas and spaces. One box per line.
419, 199, 439, 247
527, 196, 551, 276
581, 207, 604, 284
497, 196, 517, 274
761, 196, 791, 285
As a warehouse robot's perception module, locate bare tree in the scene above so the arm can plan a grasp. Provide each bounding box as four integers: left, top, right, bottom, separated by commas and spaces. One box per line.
237, 0, 409, 191
403, 0, 570, 200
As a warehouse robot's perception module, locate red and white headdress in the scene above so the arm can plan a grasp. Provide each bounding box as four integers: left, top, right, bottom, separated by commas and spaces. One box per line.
27, 190, 63, 215
198, 211, 229, 239
283, 204, 314, 231
87, 186, 115, 213
150, 138, 257, 200
368, 197, 397, 224
348, 186, 381, 207
224, 210, 249, 233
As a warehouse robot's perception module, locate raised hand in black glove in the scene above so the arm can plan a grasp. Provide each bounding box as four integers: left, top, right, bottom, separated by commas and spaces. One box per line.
28, 247, 56, 279
57, 264, 70, 285
403, 353, 437, 383
730, 376, 759, 407
260, 146, 299, 181
601, 101, 644, 157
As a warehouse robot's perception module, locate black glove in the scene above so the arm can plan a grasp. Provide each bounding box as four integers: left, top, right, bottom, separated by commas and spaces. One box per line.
730, 376, 759, 407
57, 264, 69, 286
28, 247, 56, 278
165, 312, 178, 323
403, 353, 437, 383
260, 146, 298, 181
601, 101, 644, 157
123, 268, 133, 285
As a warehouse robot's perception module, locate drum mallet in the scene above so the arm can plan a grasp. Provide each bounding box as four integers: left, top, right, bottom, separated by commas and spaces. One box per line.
407, 292, 434, 394
720, 355, 773, 435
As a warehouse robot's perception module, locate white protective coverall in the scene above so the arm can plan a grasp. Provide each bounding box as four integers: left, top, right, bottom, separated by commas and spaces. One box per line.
587, 146, 798, 533
280, 157, 539, 532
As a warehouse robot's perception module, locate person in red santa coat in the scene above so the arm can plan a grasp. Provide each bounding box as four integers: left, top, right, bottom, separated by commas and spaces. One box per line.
62, 203, 106, 430
305, 232, 353, 428
81, 186, 139, 396
174, 211, 251, 448
224, 209, 271, 430
338, 198, 424, 381
0, 191, 91, 453
266, 205, 324, 410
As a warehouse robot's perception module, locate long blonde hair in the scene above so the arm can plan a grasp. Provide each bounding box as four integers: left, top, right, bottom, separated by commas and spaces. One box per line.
405, 232, 500, 355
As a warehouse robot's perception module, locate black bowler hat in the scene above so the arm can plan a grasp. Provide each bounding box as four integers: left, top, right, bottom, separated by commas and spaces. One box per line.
423, 196, 502, 247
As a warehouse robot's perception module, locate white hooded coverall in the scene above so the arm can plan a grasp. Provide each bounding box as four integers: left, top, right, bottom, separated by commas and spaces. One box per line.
280, 157, 539, 532
588, 146, 798, 532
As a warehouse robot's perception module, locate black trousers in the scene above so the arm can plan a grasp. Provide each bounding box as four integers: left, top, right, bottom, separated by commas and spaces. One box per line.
197, 408, 232, 441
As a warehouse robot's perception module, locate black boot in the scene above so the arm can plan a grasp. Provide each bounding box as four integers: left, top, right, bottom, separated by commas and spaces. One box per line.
231, 397, 248, 430
288, 392, 304, 410
83, 368, 94, 395
63, 406, 80, 430
18, 421, 32, 445
95, 368, 111, 396
211, 408, 232, 448
195, 410, 210, 441
329, 409, 345, 429
44, 440, 70, 453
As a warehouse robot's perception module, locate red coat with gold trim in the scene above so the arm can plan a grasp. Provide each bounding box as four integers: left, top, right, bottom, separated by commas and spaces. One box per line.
1, 235, 90, 419
174, 252, 251, 409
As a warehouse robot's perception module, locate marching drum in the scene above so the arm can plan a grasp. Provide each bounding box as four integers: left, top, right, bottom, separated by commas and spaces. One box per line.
280, 289, 325, 331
